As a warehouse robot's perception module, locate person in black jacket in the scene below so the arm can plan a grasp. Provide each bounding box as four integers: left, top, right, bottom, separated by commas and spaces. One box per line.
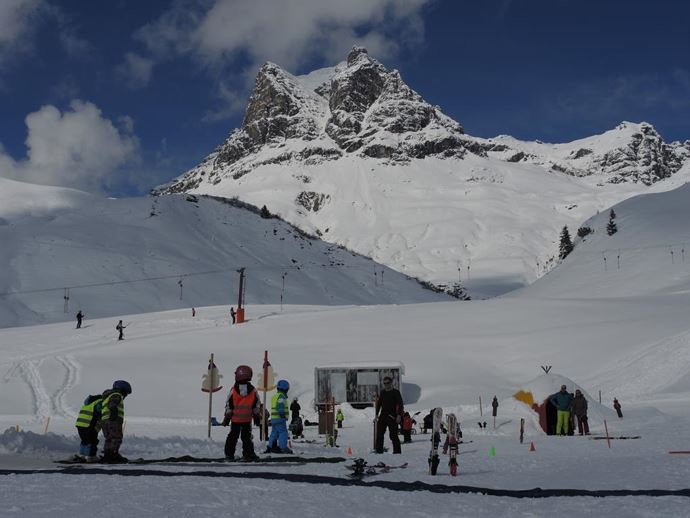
374, 376, 404, 454
290, 397, 301, 423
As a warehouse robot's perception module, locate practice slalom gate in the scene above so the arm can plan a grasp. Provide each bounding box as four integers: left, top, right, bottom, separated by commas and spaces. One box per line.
1, 468, 689, 499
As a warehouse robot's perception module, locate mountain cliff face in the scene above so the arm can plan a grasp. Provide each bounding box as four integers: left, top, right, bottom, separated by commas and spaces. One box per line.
484, 122, 690, 185
154, 47, 690, 298
156, 47, 468, 194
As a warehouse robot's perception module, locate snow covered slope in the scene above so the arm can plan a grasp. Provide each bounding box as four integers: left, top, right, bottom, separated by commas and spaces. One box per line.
155, 47, 690, 298
515, 173, 690, 299
2, 178, 690, 517
0, 177, 91, 222
0, 184, 447, 328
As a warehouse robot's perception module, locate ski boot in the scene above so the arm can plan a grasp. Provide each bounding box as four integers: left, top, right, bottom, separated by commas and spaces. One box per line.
242, 453, 260, 462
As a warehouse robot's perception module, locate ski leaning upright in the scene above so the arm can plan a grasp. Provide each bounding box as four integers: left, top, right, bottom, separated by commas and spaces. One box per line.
428, 407, 443, 475
443, 413, 459, 476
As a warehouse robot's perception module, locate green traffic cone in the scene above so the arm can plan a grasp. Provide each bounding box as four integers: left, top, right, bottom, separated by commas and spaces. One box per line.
489, 446, 496, 457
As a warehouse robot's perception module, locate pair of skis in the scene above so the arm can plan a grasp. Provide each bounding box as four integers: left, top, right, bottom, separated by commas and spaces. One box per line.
428, 408, 458, 476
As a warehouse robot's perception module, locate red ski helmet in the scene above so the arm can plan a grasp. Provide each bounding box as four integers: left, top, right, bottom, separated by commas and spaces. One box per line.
235, 365, 253, 382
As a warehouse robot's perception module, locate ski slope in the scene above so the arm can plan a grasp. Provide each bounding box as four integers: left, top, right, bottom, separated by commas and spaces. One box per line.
0, 179, 446, 328
1, 180, 690, 517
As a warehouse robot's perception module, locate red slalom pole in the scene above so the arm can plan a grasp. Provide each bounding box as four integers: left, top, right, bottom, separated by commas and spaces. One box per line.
604, 419, 611, 449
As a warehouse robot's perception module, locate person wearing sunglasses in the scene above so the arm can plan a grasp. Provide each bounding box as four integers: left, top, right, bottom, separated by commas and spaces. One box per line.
374, 376, 404, 454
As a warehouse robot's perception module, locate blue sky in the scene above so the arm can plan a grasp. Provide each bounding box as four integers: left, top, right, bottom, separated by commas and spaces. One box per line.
1, 0, 688, 195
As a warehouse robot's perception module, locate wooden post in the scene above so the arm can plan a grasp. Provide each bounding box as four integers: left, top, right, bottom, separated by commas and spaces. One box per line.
43, 416, 51, 435
599, 390, 602, 404
604, 419, 611, 449
373, 393, 379, 451
519, 418, 524, 444
207, 353, 214, 439
479, 396, 483, 417
261, 350, 269, 445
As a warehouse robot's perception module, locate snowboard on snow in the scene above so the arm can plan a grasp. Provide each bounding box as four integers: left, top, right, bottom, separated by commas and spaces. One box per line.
428, 407, 443, 475
345, 458, 408, 479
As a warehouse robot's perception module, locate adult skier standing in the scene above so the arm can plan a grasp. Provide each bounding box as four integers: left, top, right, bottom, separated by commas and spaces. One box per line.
571, 389, 590, 435
374, 376, 404, 454
549, 385, 574, 435
613, 398, 623, 418
76, 311, 84, 329
267, 379, 292, 454
100, 380, 132, 463
336, 408, 344, 429
290, 397, 301, 422
222, 365, 260, 461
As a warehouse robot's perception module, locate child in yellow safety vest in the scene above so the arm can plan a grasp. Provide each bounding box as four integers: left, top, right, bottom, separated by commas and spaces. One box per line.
100, 380, 132, 463
73, 393, 103, 462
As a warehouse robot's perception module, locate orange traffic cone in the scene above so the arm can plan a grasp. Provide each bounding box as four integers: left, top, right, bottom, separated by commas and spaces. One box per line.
347, 446, 353, 456
529, 441, 536, 452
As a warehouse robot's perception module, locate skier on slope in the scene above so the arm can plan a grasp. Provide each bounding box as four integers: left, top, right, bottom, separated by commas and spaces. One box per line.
76, 311, 84, 329
73, 391, 104, 462
266, 379, 293, 454
100, 380, 132, 463
116, 320, 126, 341
374, 376, 404, 454
336, 407, 344, 429
222, 365, 260, 461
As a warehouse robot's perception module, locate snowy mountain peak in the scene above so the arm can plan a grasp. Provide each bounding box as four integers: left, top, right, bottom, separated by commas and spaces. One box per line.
152, 50, 690, 299
486, 120, 689, 185
155, 48, 468, 195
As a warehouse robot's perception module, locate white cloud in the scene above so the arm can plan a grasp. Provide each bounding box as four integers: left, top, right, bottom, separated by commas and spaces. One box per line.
0, 100, 140, 191
117, 52, 155, 89
133, 0, 431, 96
0, 0, 45, 64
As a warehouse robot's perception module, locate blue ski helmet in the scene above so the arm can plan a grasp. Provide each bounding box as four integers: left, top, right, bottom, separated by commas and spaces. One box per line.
277, 379, 289, 392
112, 380, 132, 395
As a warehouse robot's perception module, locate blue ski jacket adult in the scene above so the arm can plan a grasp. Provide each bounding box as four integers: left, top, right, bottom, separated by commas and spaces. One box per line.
550, 391, 574, 411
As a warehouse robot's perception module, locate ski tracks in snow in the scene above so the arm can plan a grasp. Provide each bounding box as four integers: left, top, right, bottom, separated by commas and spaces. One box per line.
52, 355, 79, 418
3, 355, 80, 419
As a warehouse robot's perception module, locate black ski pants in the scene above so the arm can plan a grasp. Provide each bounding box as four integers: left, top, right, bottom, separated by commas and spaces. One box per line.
77, 426, 99, 456
375, 416, 401, 454
224, 421, 255, 459
576, 415, 590, 435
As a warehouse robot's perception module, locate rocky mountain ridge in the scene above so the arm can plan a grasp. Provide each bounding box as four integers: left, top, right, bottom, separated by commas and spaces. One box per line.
156, 47, 689, 195
152, 47, 690, 298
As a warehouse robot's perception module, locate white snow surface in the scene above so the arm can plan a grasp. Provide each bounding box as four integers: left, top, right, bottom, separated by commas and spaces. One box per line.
1, 183, 690, 516
0, 182, 446, 328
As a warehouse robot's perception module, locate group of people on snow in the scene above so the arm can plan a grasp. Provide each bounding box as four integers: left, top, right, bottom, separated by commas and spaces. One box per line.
74, 311, 129, 341
549, 384, 623, 436
221, 365, 297, 460
73, 380, 132, 463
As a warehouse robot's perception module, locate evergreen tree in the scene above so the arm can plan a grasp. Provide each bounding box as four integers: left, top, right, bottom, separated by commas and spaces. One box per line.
559, 226, 574, 260
260, 205, 272, 219
607, 209, 618, 236
577, 226, 592, 238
